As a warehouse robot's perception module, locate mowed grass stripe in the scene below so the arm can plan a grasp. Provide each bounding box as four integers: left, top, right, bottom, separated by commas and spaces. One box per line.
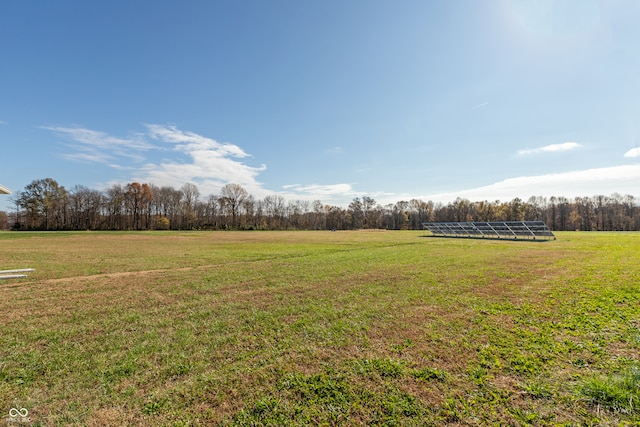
1, 231, 639, 425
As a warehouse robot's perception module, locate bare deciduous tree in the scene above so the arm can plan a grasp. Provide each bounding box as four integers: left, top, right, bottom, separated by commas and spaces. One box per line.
219, 183, 248, 228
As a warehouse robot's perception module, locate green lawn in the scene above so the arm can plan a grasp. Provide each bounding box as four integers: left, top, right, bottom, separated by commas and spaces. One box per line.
1, 230, 639, 426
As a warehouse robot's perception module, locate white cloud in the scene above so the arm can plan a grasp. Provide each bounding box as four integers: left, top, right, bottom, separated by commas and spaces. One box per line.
45, 126, 152, 164
277, 183, 364, 206
137, 125, 266, 196
47, 124, 422, 205
424, 164, 640, 203
50, 124, 371, 205
472, 102, 489, 109
48, 124, 268, 197
517, 142, 582, 156
282, 183, 357, 197
624, 147, 640, 158
44, 126, 152, 151
62, 152, 116, 164
146, 124, 249, 158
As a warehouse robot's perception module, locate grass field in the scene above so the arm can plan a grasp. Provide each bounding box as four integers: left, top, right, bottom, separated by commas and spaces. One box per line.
1, 230, 639, 426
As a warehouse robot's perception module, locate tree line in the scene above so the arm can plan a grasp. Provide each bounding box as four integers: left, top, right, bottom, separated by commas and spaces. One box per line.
1, 178, 639, 232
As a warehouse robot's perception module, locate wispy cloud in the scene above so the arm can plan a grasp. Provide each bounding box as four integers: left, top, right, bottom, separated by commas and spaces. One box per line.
44, 126, 152, 150
624, 147, 640, 158
424, 164, 640, 203
281, 184, 410, 206
324, 146, 344, 155
49, 123, 364, 203
472, 102, 489, 109
517, 142, 582, 156
44, 126, 152, 164
63, 152, 119, 164
146, 124, 249, 159
282, 183, 357, 198
47, 124, 265, 196
136, 124, 266, 196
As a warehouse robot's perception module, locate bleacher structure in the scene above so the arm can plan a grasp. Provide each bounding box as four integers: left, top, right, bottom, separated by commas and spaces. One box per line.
422, 221, 555, 241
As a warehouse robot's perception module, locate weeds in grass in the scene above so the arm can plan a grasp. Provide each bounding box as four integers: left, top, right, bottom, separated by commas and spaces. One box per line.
411, 366, 447, 382
354, 358, 406, 378
523, 379, 554, 399
580, 364, 640, 414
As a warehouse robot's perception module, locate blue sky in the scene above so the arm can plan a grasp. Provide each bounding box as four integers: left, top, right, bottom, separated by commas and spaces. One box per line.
2, 0, 640, 211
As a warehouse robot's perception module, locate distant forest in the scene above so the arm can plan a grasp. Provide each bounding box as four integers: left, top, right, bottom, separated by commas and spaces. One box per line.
1, 178, 639, 232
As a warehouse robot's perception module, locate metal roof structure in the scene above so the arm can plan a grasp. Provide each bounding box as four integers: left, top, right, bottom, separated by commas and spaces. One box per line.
0, 184, 11, 194
422, 221, 555, 240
